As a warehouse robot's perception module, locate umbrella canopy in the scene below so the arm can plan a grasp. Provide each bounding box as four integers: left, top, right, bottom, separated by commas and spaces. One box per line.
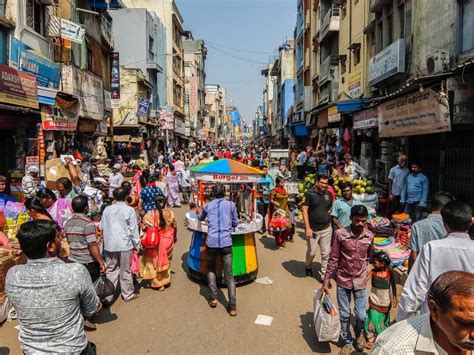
190, 159, 264, 183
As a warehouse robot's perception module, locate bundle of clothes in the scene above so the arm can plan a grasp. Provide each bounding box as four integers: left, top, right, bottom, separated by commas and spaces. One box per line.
369, 213, 412, 269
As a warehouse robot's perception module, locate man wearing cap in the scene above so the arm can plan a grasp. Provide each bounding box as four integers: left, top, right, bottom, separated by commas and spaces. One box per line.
22, 166, 39, 198
108, 163, 124, 198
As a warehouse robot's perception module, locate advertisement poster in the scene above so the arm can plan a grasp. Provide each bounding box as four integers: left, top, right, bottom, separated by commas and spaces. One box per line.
111, 52, 120, 107
188, 76, 198, 114
19, 48, 61, 89
159, 106, 174, 129
0, 64, 38, 109
41, 105, 79, 131
136, 97, 151, 118
378, 88, 451, 138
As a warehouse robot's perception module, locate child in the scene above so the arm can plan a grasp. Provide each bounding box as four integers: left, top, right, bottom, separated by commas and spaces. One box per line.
287, 201, 299, 242
364, 251, 397, 349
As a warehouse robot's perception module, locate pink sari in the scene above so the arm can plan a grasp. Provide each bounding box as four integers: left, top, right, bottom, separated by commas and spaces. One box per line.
140, 209, 176, 289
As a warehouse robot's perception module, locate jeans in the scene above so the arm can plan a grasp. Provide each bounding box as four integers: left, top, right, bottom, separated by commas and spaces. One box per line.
337, 286, 368, 345
404, 201, 423, 222
207, 246, 236, 308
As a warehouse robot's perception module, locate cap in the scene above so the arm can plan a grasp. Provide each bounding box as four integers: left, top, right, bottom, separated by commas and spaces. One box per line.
27, 166, 39, 173
113, 163, 122, 170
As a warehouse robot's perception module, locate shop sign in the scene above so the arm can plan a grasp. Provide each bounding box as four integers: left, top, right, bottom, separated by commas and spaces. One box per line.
174, 117, 185, 135
378, 88, 451, 138
353, 107, 378, 130
0, 64, 38, 109
159, 106, 174, 130
48, 17, 85, 44
41, 105, 78, 131
188, 76, 198, 114
61, 65, 104, 121
136, 97, 151, 118
110, 52, 120, 107
348, 68, 362, 98
10, 38, 60, 89
447, 73, 474, 124
328, 105, 341, 123
369, 39, 405, 86
196, 173, 261, 183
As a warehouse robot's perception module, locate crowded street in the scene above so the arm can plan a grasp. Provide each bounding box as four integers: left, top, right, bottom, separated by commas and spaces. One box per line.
1, 0, 474, 354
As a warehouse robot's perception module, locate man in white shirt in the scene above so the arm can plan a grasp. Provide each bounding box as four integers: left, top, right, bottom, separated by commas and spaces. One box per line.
100, 187, 140, 303
397, 200, 474, 321
108, 163, 124, 198
296, 150, 307, 180
374, 271, 474, 355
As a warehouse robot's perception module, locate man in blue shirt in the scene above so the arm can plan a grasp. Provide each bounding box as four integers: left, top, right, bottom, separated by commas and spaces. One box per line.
331, 182, 363, 229
197, 183, 239, 317
388, 155, 409, 218
401, 162, 429, 222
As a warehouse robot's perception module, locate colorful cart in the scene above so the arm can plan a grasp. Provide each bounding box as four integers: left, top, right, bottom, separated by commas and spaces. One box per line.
186, 159, 265, 285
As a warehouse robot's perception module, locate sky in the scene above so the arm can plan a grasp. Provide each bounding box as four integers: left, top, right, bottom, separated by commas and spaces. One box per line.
176, 0, 295, 125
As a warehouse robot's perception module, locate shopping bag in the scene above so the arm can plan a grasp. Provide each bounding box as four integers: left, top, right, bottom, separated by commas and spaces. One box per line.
93, 275, 115, 301
313, 289, 341, 342
130, 251, 140, 275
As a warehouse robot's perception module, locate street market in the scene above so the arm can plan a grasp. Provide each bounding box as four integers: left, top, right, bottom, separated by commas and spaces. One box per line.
1, 0, 474, 354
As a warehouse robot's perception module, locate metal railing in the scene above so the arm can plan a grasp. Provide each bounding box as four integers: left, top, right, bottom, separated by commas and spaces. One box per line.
320, 5, 340, 39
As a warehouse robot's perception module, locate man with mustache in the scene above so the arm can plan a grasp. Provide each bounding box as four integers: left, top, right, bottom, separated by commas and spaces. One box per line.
373, 270, 474, 355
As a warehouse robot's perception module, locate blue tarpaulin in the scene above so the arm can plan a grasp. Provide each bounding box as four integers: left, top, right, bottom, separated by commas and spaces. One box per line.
336, 99, 368, 113
293, 123, 309, 137
88, 0, 123, 10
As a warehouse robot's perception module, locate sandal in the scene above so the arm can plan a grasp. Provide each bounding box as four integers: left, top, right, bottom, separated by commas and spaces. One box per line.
227, 306, 237, 317
208, 298, 218, 308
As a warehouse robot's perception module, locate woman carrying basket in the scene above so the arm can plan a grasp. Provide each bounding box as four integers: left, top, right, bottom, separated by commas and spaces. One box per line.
269, 177, 291, 248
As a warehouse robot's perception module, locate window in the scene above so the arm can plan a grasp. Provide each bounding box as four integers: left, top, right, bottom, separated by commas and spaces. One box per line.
353, 46, 360, 65
461, 0, 474, 52
148, 36, 155, 60
340, 56, 347, 74
377, 20, 383, 51
399, 3, 405, 38
387, 11, 394, 45
26, 0, 45, 35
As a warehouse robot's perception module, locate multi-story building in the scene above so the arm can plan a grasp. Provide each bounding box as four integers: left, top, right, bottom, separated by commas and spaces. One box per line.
184, 39, 207, 138
122, 0, 186, 146
110, 8, 165, 159
0, 0, 119, 177
205, 84, 226, 142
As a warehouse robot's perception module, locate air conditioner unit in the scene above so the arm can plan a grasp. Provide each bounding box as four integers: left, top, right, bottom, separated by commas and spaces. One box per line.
426, 50, 449, 74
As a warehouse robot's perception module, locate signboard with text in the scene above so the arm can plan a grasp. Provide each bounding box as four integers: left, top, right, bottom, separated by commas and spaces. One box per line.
136, 97, 151, 118
0, 64, 38, 109
378, 88, 451, 138
353, 107, 378, 130
328, 105, 341, 123
110, 52, 120, 107
41, 105, 78, 131
369, 39, 405, 86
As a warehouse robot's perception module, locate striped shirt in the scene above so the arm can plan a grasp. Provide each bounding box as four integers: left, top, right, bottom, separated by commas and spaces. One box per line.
64, 213, 98, 264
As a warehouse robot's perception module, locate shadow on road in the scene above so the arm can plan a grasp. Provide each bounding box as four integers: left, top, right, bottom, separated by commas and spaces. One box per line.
96, 307, 118, 324
0, 347, 10, 355
282, 259, 322, 281
258, 235, 278, 250
299, 312, 332, 353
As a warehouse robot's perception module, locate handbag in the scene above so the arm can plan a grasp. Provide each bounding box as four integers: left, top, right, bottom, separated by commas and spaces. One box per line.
93, 275, 115, 301
141, 211, 161, 248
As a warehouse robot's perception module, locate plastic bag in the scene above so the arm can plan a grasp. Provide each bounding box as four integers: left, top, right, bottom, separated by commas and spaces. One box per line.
130, 251, 140, 275
93, 275, 115, 301
313, 289, 341, 342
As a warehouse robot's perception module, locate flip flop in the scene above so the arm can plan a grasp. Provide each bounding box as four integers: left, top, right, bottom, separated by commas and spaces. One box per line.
208, 298, 217, 308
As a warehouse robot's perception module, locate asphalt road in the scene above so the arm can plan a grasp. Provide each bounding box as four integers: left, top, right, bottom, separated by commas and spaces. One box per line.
2, 207, 366, 355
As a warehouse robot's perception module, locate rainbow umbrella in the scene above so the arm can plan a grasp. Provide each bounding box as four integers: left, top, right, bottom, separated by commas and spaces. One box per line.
190, 159, 264, 183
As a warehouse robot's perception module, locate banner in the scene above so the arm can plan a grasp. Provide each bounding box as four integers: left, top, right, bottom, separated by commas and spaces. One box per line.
228, 110, 241, 126
378, 88, 451, 138
110, 52, 120, 107
41, 105, 78, 131
188, 76, 198, 114
353, 107, 378, 130
159, 106, 174, 129
19, 48, 61, 89
136, 97, 151, 118
194, 173, 262, 183
0, 64, 38, 109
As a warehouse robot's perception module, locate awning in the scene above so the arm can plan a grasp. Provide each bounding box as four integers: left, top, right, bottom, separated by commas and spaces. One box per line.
293, 123, 309, 137
113, 135, 143, 143
336, 99, 368, 113
37, 86, 58, 106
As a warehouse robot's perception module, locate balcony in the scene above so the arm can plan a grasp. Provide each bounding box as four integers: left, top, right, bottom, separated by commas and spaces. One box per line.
318, 82, 339, 105
370, 0, 392, 13
319, 54, 339, 86
320, 5, 340, 42
100, 14, 113, 48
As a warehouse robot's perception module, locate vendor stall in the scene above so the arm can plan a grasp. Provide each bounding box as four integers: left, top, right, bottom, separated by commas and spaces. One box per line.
186, 159, 265, 285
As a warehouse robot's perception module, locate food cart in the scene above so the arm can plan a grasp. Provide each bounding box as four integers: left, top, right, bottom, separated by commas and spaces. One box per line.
186, 159, 265, 285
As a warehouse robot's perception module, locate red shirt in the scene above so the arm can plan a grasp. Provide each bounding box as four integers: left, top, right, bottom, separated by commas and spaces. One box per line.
217, 151, 223, 159
224, 152, 231, 159
324, 226, 374, 290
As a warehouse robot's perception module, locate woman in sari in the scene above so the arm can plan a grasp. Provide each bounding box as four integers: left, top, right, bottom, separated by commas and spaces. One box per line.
269, 177, 291, 248
37, 188, 71, 229
140, 195, 177, 291
165, 165, 181, 207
